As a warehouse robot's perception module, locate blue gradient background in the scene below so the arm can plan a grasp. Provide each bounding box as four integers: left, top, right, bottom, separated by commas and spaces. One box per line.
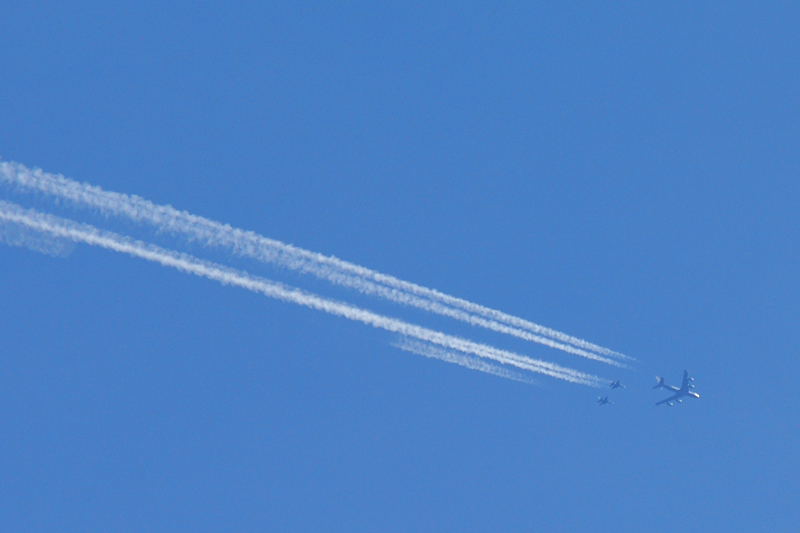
1, 3, 798, 531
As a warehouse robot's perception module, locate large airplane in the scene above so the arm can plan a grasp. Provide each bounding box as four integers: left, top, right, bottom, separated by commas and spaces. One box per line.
597, 396, 612, 406
610, 380, 624, 389
653, 370, 700, 406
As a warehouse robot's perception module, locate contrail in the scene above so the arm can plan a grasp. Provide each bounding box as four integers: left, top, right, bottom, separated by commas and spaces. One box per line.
0, 161, 631, 364
0, 216, 74, 257
392, 337, 538, 385
0, 201, 607, 387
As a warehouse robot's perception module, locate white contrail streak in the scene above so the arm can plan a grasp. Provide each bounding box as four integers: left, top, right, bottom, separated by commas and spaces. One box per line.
0, 201, 606, 387
0, 161, 631, 364
392, 337, 538, 385
0, 217, 74, 257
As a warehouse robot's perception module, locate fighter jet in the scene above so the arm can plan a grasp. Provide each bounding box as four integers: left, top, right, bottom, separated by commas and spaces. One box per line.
653, 370, 700, 406
597, 396, 612, 406
610, 380, 624, 389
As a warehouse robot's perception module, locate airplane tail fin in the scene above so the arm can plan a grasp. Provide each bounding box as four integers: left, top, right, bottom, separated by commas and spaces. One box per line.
653, 376, 666, 389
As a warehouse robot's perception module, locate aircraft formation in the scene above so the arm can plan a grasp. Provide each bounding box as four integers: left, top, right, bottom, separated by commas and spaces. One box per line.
597, 370, 700, 407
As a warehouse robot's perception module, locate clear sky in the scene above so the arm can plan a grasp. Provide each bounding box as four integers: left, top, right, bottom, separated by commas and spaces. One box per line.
2, 2, 799, 531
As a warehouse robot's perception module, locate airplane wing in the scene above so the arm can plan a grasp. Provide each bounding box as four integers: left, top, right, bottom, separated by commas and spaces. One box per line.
681, 370, 690, 391
656, 393, 679, 406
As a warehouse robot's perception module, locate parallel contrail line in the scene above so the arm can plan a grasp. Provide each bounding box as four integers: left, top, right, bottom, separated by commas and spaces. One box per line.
0, 201, 606, 387
392, 338, 538, 385
0, 161, 631, 364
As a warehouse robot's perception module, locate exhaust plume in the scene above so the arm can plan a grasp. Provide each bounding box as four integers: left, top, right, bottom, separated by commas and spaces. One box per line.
0, 200, 607, 387
0, 161, 631, 365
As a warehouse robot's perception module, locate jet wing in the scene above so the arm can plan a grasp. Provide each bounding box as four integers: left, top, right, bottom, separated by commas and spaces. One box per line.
681, 370, 690, 391
656, 393, 679, 406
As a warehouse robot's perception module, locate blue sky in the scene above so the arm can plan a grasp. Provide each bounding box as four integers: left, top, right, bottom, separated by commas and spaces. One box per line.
2, 2, 799, 531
